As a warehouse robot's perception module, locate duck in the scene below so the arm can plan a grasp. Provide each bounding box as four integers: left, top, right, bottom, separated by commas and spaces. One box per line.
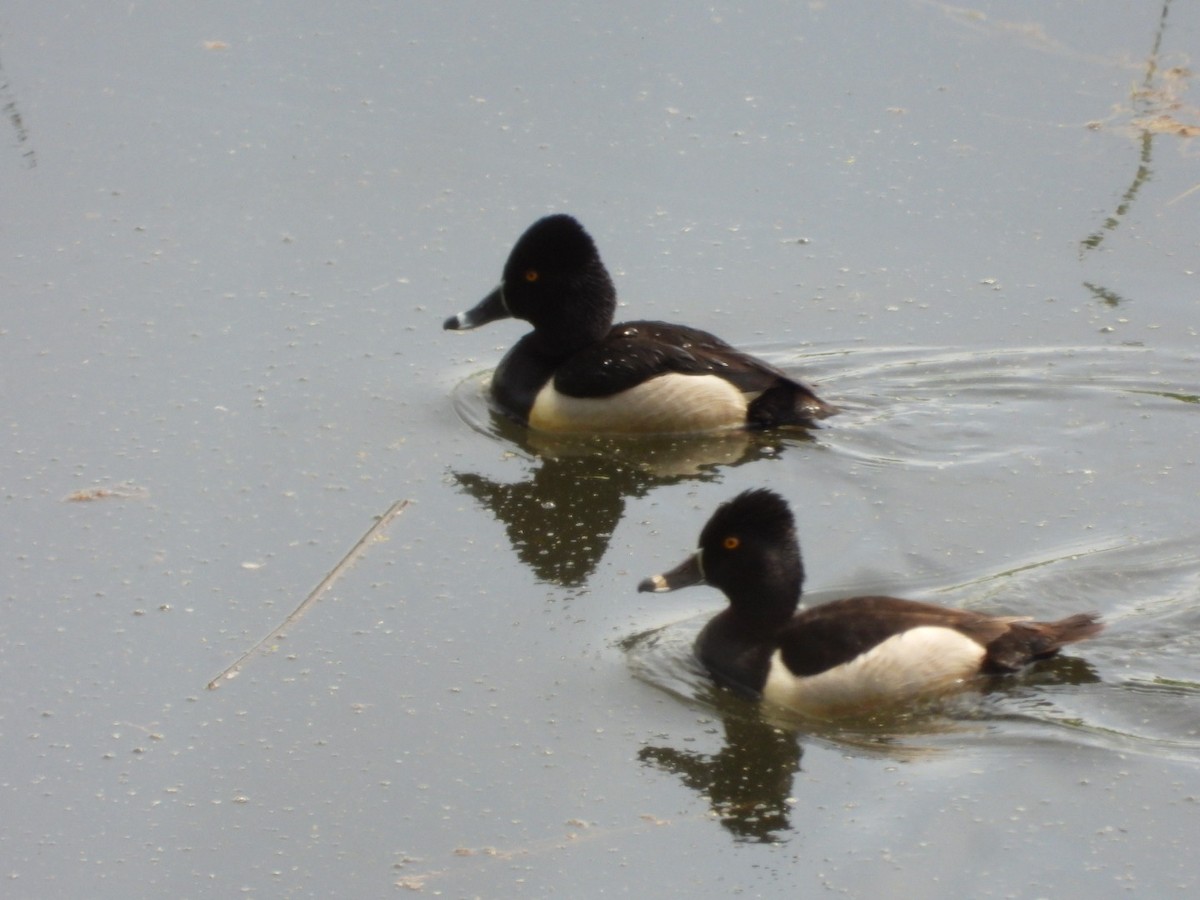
637, 489, 1104, 718
443, 215, 835, 434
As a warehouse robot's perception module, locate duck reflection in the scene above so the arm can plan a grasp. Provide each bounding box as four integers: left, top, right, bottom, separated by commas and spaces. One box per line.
638, 684, 804, 843
626, 627, 1103, 844
451, 408, 806, 586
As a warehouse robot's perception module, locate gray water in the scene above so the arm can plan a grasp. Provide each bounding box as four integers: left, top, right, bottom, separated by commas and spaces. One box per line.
4, 2, 1199, 897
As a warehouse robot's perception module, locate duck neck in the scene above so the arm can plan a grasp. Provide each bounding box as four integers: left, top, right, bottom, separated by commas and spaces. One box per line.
725, 582, 801, 632
723, 559, 803, 632
527, 325, 600, 362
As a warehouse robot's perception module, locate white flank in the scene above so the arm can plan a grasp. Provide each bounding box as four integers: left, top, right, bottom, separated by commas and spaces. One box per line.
762, 626, 987, 717
527, 373, 747, 434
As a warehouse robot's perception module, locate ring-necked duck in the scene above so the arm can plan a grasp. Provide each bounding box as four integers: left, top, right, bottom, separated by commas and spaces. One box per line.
444, 215, 835, 434
638, 489, 1104, 718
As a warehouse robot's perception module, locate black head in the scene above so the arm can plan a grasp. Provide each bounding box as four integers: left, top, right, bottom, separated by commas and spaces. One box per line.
499, 215, 617, 348
696, 489, 805, 622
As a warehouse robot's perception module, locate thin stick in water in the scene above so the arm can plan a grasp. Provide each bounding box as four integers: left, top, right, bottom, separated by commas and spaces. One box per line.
207, 498, 412, 690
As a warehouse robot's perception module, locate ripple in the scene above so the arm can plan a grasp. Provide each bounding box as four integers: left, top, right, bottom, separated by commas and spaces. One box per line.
449, 367, 804, 477
449, 369, 515, 445
449, 343, 1199, 473
776, 343, 1200, 470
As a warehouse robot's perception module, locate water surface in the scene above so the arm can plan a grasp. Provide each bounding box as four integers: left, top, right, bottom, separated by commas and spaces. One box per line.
3, 1, 1199, 897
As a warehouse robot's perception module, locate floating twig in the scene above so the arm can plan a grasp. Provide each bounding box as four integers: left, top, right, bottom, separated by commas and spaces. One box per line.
207, 498, 411, 690
65, 482, 149, 502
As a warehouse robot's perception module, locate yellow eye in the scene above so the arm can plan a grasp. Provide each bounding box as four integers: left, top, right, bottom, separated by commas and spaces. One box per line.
723, 536, 740, 550
524, 269, 539, 282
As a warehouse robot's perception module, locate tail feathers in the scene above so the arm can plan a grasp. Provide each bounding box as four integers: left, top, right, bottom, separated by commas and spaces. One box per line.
984, 613, 1104, 673
748, 382, 838, 429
